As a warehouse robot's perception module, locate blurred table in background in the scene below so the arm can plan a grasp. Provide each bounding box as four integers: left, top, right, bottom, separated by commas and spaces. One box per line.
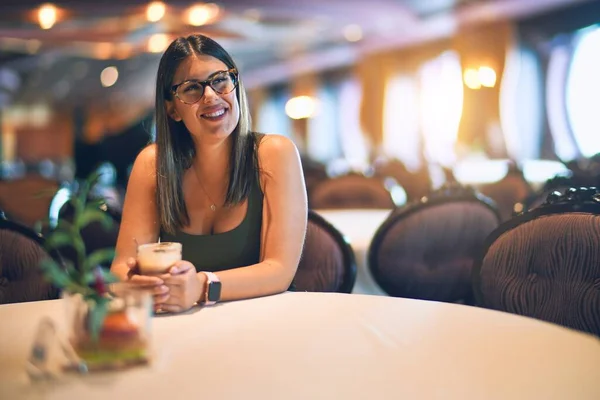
314, 208, 392, 295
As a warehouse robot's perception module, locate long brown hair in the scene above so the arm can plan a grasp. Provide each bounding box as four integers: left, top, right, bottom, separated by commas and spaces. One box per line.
154, 34, 259, 234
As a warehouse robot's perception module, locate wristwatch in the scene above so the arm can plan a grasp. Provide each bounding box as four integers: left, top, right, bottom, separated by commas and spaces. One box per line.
200, 271, 221, 305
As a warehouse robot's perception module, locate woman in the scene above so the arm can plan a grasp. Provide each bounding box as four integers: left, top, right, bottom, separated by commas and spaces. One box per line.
110, 34, 307, 313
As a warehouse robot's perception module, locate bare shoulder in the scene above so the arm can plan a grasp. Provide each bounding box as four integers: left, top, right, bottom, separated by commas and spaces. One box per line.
257, 134, 300, 168
130, 144, 157, 185
136, 144, 157, 169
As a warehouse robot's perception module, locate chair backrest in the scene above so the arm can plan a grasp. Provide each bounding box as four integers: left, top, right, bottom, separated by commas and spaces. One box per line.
57, 199, 121, 269
294, 210, 357, 293
0, 219, 60, 304
479, 167, 532, 222
373, 158, 432, 202
309, 174, 396, 210
473, 187, 600, 336
0, 175, 59, 229
369, 184, 501, 303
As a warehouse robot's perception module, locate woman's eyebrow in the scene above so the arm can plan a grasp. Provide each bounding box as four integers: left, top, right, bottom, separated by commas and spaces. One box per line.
181, 70, 227, 82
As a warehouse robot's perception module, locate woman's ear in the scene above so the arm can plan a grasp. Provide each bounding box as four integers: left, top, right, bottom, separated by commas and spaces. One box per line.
165, 100, 182, 122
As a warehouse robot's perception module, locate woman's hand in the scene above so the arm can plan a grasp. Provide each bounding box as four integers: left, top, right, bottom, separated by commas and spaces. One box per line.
160, 261, 206, 313
123, 257, 170, 311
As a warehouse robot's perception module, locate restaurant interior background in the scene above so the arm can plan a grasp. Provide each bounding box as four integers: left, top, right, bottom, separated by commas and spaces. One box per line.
0, 0, 599, 227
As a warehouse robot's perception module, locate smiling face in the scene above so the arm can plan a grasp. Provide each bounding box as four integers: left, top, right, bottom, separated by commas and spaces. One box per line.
166, 54, 240, 142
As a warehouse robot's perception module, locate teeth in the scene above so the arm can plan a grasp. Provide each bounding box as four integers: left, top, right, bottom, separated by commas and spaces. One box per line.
203, 109, 225, 118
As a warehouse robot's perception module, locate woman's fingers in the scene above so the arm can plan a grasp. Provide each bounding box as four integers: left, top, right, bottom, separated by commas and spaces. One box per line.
169, 260, 195, 275
159, 304, 184, 313
153, 292, 170, 305
129, 274, 163, 287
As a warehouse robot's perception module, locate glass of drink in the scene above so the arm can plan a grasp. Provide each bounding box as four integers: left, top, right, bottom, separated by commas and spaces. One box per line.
136, 242, 182, 275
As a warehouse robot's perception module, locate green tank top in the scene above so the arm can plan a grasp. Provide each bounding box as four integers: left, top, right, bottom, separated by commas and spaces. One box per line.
160, 180, 263, 272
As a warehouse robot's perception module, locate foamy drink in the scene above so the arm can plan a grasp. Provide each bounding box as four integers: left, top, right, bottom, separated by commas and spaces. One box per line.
137, 242, 182, 275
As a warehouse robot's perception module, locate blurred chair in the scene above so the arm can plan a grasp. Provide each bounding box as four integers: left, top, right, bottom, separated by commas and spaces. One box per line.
0, 175, 59, 229
372, 158, 431, 202
520, 176, 575, 212
0, 218, 61, 304
472, 187, 600, 337
368, 183, 501, 303
56, 199, 121, 269
309, 174, 397, 209
479, 164, 533, 222
301, 157, 329, 203
293, 210, 357, 293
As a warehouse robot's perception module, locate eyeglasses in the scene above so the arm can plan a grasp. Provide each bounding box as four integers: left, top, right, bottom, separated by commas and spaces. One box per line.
171, 69, 238, 105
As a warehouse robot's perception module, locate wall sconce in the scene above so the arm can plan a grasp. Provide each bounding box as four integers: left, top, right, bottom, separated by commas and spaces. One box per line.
463, 65, 497, 89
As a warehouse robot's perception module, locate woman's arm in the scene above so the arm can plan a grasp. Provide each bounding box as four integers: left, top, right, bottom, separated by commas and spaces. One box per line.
215, 134, 308, 300
110, 145, 161, 282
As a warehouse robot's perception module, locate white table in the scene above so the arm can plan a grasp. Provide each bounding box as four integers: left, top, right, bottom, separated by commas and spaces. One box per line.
314, 209, 392, 295
1, 292, 599, 399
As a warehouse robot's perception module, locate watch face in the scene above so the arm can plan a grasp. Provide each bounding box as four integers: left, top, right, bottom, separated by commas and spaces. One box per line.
207, 281, 222, 302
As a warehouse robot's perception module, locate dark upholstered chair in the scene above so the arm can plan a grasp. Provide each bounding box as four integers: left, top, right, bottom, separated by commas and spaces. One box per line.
372, 158, 432, 202
293, 210, 357, 293
56, 200, 121, 269
309, 174, 396, 210
0, 175, 59, 229
473, 187, 600, 336
0, 218, 60, 304
479, 166, 533, 222
368, 184, 501, 303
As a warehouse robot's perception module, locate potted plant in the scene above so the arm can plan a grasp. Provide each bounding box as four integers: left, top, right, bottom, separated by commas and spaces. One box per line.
39, 172, 151, 370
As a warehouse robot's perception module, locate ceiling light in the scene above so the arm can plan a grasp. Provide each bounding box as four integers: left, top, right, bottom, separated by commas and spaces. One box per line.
478, 66, 497, 88
146, 2, 166, 22
148, 33, 170, 53
463, 68, 481, 90
187, 3, 220, 26
343, 24, 363, 42
38, 4, 57, 30
285, 96, 318, 120
100, 66, 119, 88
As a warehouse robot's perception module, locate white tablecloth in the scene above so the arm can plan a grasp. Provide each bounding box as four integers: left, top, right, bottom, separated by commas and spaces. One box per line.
314, 209, 392, 295
1, 292, 599, 399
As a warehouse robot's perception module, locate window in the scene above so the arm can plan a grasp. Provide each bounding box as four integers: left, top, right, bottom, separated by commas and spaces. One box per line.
566, 25, 600, 158
383, 75, 421, 171
418, 51, 463, 167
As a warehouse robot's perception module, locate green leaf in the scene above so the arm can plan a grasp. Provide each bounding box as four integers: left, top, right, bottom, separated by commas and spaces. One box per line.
77, 208, 113, 231
39, 258, 72, 288
45, 231, 73, 251
87, 297, 109, 343
84, 248, 116, 271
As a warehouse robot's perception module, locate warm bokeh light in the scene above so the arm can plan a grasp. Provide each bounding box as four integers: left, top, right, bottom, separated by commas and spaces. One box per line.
148, 33, 170, 53
463, 68, 481, 89
94, 42, 114, 59
100, 66, 119, 88
187, 3, 220, 26
26, 39, 42, 54
146, 1, 166, 22
343, 24, 363, 42
285, 96, 318, 119
478, 66, 497, 87
38, 4, 57, 29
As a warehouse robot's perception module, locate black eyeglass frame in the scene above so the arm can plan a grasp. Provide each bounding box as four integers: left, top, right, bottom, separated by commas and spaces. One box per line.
170, 68, 239, 105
